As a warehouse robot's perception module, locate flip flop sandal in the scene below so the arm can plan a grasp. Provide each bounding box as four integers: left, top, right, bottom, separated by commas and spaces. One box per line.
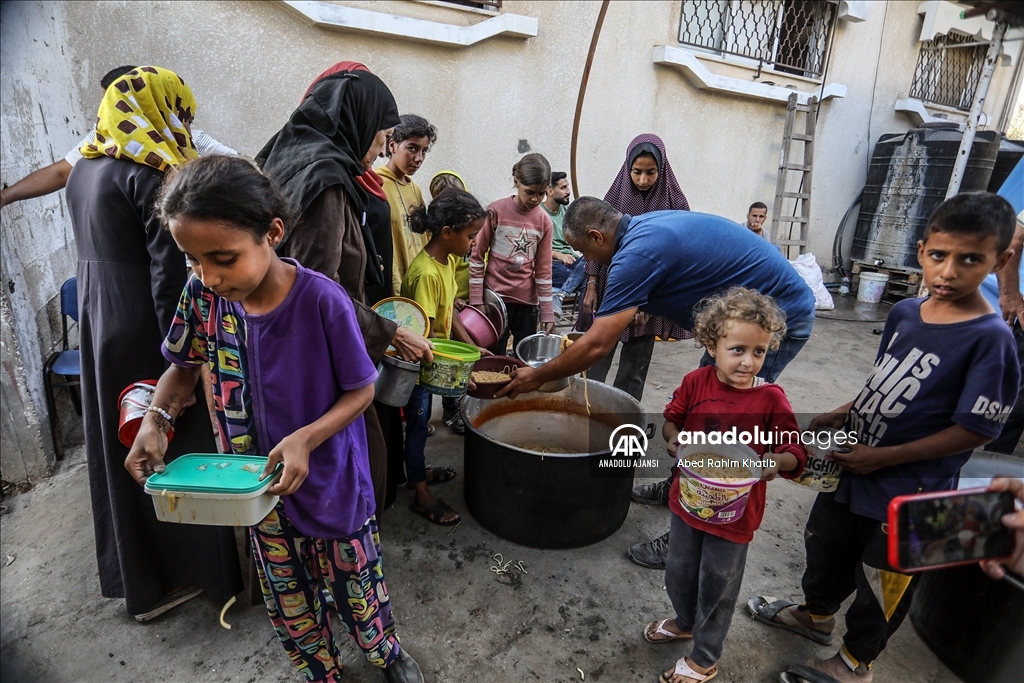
405, 466, 457, 489
660, 661, 717, 683
409, 498, 460, 526
779, 664, 843, 683
643, 619, 692, 644
134, 586, 203, 622
747, 596, 834, 646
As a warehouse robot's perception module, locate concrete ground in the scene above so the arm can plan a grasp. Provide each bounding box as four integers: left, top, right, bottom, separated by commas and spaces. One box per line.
2, 294, 1018, 683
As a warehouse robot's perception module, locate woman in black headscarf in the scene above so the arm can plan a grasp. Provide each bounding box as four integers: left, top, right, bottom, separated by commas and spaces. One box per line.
257, 69, 433, 515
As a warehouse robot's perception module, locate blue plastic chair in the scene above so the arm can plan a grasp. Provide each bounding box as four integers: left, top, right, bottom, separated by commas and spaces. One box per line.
43, 277, 81, 459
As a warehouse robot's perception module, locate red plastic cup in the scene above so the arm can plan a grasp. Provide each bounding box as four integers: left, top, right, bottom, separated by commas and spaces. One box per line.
117, 380, 174, 447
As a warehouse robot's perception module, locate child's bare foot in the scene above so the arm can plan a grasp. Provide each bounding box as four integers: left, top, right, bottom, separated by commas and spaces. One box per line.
660, 657, 717, 683
776, 604, 835, 633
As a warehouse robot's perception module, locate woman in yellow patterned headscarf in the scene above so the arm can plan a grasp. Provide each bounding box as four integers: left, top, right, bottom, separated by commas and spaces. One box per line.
65, 64, 244, 618
80, 65, 198, 172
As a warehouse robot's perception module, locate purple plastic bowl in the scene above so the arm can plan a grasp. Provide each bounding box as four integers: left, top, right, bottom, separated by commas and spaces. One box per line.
459, 305, 499, 348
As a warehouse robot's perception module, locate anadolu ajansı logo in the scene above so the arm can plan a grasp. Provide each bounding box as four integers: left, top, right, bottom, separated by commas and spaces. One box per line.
608, 423, 649, 458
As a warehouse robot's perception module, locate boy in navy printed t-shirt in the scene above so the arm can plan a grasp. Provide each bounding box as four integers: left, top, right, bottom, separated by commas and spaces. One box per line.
749, 192, 1020, 683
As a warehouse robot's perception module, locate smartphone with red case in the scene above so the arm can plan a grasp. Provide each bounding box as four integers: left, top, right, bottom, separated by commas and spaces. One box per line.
887, 487, 1015, 573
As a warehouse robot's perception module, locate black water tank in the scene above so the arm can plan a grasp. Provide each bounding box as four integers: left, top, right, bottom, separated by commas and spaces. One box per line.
987, 135, 1024, 192
850, 123, 1000, 271
910, 565, 1024, 683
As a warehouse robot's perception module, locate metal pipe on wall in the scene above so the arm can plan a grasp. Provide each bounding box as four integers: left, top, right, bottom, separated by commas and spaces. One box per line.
570, 0, 610, 200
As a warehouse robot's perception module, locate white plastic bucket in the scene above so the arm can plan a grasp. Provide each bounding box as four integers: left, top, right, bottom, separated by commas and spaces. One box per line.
857, 271, 888, 303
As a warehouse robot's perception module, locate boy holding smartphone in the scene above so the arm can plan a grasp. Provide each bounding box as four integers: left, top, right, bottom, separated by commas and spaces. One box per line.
749, 192, 1020, 683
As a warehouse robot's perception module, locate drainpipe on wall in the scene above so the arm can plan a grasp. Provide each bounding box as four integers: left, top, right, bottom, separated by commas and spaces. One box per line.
945, 20, 1008, 198
570, 0, 610, 200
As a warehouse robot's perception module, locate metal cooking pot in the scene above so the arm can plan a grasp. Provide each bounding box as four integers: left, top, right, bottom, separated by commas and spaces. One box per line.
374, 354, 420, 407
461, 379, 646, 548
516, 332, 569, 392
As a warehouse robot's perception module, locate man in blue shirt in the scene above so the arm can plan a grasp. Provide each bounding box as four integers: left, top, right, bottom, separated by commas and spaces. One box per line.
980, 157, 1023, 454
502, 197, 816, 397
499, 197, 817, 569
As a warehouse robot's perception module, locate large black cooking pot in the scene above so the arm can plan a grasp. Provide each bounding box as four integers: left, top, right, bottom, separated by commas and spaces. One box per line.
461, 379, 646, 549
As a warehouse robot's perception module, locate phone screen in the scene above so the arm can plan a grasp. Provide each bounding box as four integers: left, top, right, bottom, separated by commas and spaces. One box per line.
897, 490, 1015, 570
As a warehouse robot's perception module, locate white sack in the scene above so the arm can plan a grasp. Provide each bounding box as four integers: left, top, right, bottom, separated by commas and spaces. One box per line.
789, 253, 834, 310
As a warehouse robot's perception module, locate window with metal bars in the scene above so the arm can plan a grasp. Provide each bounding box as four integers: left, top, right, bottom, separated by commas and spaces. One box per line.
909, 33, 986, 111
678, 0, 836, 80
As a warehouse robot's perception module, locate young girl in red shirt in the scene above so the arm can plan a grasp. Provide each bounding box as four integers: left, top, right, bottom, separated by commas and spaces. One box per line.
646, 287, 807, 683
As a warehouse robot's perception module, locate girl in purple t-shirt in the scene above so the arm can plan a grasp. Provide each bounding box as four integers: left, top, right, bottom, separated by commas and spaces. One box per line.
126, 156, 424, 683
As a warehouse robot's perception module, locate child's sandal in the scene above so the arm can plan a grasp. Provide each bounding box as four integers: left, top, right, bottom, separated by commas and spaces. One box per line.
643, 619, 692, 643
409, 498, 460, 526
660, 660, 717, 683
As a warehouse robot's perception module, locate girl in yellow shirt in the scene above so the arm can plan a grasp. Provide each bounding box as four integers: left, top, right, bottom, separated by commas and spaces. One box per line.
400, 189, 488, 525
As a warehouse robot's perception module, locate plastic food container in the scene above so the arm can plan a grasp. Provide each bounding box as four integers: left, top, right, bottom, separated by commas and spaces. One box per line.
459, 305, 499, 348
371, 296, 428, 336
794, 429, 844, 492
375, 352, 421, 407
118, 380, 174, 447
419, 339, 481, 396
144, 454, 280, 526
468, 355, 527, 399
676, 444, 761, 525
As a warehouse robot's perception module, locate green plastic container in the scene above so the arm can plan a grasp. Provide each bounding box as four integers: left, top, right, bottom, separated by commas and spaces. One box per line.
419, 339, 481, 397
144, 454, 280, 526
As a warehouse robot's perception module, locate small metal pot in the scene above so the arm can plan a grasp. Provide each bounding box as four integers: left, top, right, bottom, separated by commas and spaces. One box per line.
374, 354, 420, 407
516, 333, 569, 392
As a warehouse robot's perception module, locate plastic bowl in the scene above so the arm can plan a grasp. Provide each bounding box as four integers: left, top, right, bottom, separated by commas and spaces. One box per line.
459, 305, 499, 348
419, 339, 482, 396
468, 355, 527, 399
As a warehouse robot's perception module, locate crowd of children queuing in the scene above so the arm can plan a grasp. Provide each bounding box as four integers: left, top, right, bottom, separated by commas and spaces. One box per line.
45, 62, 1020, 683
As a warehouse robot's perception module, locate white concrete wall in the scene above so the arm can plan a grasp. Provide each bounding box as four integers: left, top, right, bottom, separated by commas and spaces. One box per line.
1, 0, 1021, 478
56, 0, 1022, 255
0, 1, 87, 480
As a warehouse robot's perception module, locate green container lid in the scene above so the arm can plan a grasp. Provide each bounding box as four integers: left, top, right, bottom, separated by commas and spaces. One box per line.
431, 339, 482, 362
145, 454, 276, 495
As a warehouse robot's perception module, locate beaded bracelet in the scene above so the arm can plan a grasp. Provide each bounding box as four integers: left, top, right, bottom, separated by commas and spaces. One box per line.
146, 405, 175, 426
